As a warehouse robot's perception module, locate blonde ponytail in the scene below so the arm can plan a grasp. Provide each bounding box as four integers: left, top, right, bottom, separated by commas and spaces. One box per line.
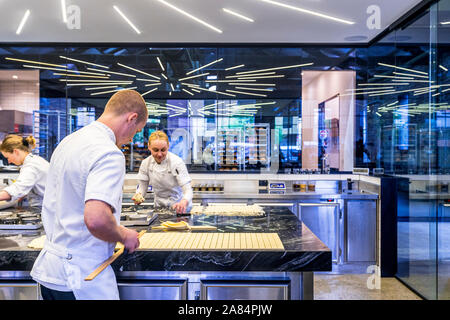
0, 134, 36, 153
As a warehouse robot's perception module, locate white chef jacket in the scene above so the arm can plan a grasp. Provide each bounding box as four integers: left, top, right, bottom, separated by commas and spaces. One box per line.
3, 154, 49, 207
30, 121, 125, 300
136, 152, 192, 209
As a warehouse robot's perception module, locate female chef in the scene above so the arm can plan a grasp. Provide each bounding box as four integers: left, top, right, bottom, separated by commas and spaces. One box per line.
0, 135, 50, 207
132, 130, 193, 214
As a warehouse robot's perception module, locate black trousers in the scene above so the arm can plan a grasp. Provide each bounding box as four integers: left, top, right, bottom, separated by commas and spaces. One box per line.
40, 284, 76, 300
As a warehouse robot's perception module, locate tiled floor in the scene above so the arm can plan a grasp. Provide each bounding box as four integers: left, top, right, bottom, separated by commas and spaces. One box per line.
314, 274, 422, 300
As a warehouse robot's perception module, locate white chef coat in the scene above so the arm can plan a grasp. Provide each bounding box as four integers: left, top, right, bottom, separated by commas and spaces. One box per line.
30, 121, 125, 300
3, 154, 49, 207
136, 151, 192, 209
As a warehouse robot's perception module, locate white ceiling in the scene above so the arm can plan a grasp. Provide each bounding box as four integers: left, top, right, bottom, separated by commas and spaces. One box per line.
0, 0, 424, 44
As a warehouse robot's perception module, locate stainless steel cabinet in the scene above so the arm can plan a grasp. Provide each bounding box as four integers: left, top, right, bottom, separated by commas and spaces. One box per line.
344, 200, 377, 262
200, 279, 290, 300
118, 279, 187, 300
0, 281, 39, 300
298, 201, 341, 263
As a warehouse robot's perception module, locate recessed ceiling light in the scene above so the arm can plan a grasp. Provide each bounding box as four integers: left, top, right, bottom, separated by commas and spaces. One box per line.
113, 5, 141, 34
12, 75, 18, 79
157, 0, 223, 33
258, 0, 354, 25
223, 8, 254, 22
16, 10, 31, 35
344, 35, 368, 41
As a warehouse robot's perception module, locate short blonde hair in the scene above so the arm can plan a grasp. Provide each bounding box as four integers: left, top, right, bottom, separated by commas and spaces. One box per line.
148, 130, 169, 147
103, 89, 148, 123
0, 135, 36, 153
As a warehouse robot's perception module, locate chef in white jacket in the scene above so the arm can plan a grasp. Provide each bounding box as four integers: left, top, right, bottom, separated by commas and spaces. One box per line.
0, 135, 49, 207
132, 130, 193, 214
30, 90, 148, 300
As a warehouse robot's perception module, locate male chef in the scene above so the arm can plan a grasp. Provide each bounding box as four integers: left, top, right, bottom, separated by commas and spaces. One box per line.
30, 89, 148, 300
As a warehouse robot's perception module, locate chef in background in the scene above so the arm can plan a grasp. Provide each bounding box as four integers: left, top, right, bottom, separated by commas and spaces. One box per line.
132, 130, 193, 214
0, 135, 49, 207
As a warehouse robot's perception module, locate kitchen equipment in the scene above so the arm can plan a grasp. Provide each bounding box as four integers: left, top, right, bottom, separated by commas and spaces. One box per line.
85, 230, 147, 281
151, 221, 217, 231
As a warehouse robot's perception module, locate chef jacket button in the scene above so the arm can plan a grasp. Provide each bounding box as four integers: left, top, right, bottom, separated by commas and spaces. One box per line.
67, 254, 72, 260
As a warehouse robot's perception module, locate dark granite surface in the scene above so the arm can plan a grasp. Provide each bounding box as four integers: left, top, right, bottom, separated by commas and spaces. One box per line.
0, 207, 331, 273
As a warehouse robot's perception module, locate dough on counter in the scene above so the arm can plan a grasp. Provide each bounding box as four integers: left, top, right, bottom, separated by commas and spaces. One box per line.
27, 235, 123, 250
190, 204, 264, 216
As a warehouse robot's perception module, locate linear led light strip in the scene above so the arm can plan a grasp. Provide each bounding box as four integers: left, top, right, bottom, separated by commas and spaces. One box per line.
90, 86, 138, 96
85, 86, 118, 91
368, 87, 433, 97
225, 89, 267, 97
170, 83, 175, 91
65, 82, 132, 86
60, 56, 109, 69
392, 79, 435, 83
117, 63, 160, 80
189, 86, 236, 97
182, 89, 195, 96
346, 87, 394, 91
113, 5, 141, 34
237, 75, 285, 80
53, 73, 110, 79
206, 79, 256, 83
439, 65, 448, 72
179, 73, 210, 81
191, 88, 201, 93
374, 75, 414, 80
392, 72, 429, 79
23, 65, 107, 76
136, 78, 160, 82
157, 0, 222, 33
161, 74, 168, 80
186, 58, 223, 75
59, 79, 133, 83
341, 89, 395, 96
144, 83, 162, 87
141, 88, 158, 97
61, 0, 67, 23
156, 57, 165, 72
413, 89, 437, 96
236, 62, 314, 75
16, 9, 31, 35
235, 86, 274, 92
258, 0, 354, 24
358, 83, 409, 86
378, 62, 428, 76
6, 57, 67, 68
166, 103, 185, 111
223, 8, 254, 22
226, 72, 276, 78
225, 64, 245, 71
86, 67, 135, 78
230, 83, 276, 86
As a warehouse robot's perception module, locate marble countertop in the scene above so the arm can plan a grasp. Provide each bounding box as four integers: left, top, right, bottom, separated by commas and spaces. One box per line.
0, 207, 332, 275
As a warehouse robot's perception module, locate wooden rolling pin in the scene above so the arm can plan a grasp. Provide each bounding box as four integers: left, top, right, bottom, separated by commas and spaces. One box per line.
85, 230, 146, 281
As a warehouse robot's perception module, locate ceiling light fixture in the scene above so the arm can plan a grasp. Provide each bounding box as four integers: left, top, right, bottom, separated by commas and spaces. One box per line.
157, 0, 223, 33
358, 83, 409, 86
230, 83, 276, 86
186, 58, 223, 75
235, 87, 274, 92
16, 9, 30, 35
236, 75, 285, 80
258, 0, 354, 24
90, 86, 138, 96
117, 63, 160, 79
60, 56, 110, 69
65, 82, 132, 86
86, 67, 135, 77
374, 75, 414, 80
223, 8, 254, 22
85, 86, 118, 91
170, 83, 175, 91
225, 89, 267, 97
392, 79, 435, 83
440, 21, 450, 25
225, 64, 245, 71
439, 65, 448, 72
52, 73, 109, 79
393, 72, 429, 79
182, 88, 194, 96
58, 79, 133, 83
141, 87, 158, 97
378, 62, 428, 76
113, 5, 141, 34
226, 72, 276, 78
161, 73, 168, 80
236, 62, 314, 75
190, 86, 236, 97
23, 65, 106, 76
179, 73, 210, 81
6, 57, 66, 68
157, 57, 165, 71
144, 82, 162, 87
206, 79, 256, 83
61, 0, 67, 23
136, 78, 160, 82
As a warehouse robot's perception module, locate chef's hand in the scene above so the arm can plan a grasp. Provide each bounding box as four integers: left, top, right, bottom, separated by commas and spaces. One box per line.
132, 192, 144, 205
172, 199, 188, 214
120, 226, 140, 253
